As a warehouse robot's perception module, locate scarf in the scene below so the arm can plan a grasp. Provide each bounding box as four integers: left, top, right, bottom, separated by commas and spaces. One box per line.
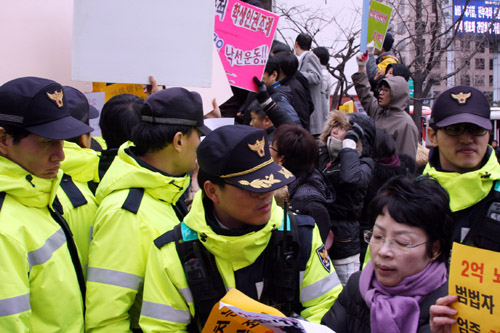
359, 260, 447, 333
378, 153, 400, 167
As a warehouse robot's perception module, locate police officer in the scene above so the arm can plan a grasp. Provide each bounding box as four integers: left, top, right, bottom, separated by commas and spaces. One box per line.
139, 125, 343, 332
85, 87, 210, 332
425, 86, 500, 330
0, 77, 92, 331
425, 86, 500, 249
58, 86, 101, 278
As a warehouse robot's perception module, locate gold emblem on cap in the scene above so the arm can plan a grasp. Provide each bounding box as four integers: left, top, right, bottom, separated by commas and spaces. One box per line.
46, 90, 64, 107
451, 92, 471, 104
238, 173, 281, 189
248, 136, 266, 158
279, 167, 293, 179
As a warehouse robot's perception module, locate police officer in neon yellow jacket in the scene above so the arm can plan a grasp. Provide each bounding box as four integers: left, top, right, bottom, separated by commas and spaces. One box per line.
85, 88, 211, 332
59, 86, 101, 278
0, 77, 92, 331
140, 125, 342, 332
424, 86, 500, 250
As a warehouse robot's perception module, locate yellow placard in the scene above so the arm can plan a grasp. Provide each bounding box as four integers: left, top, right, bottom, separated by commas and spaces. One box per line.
202, 289, 285, 333
99, 83, 148, 102
449, 242, 500, 332
92, 82, 107, 92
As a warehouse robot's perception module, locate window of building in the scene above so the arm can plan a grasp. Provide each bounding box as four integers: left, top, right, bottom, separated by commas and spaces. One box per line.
476, 58, 485, 70
475, 75, 485, 87
461, 74, 471, 85
461, 40, 471, 51
490, 75, 494, 87
490, 58, 494, 70
478, 41, 485, 53
463, 59, 470, 69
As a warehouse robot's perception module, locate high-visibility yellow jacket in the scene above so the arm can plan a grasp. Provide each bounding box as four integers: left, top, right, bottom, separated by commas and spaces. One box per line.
85, 145, 190, 332
139, 191, 343, 332
59, 141, 100, 278
0, 156, 84, 332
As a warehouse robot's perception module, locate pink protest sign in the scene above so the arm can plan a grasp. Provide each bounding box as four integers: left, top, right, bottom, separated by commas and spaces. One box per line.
214, 0, 279, 92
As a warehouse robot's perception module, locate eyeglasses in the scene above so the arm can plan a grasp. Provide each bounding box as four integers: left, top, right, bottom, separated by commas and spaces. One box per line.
438, 124, 488, 137
269, 146, 279, 154
363, 230, 427, 254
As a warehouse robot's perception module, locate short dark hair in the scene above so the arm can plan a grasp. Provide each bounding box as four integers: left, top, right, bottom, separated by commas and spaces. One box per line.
0, 124, 30, 143
273, 52, 298, 77
250, 103, 266, 120
272, 124, 318, 175
131, 122, 194, 156
312, 47, 330, 66
295, 33, 313, 51
100, 94, 143, 149
265, 56, 280, 77
368, 175, 453, 263
271, 40, 291, 55
197, 168, 225, 196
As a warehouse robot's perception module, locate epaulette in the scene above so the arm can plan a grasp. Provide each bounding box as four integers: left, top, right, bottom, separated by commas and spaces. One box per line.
60, 174, 88, 209
121, 188, 145, 214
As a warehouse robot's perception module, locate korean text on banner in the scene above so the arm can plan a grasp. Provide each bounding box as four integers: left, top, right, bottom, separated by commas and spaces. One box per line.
202, 289, 334, 333
448, 242, 500, 333
367, 1, 393, 51
214, 0, 279, 92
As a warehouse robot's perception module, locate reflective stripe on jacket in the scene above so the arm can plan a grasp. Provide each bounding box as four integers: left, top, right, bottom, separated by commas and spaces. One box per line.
0, 156, 84, 332
85, 144, 190, 332
139, 191, 343, 332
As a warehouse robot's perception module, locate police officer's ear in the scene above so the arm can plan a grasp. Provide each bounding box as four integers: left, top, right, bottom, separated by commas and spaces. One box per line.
0, 127, 10, 155
171, 131, 184, 153
427, 127, 438, 147
203, 180, 221, 204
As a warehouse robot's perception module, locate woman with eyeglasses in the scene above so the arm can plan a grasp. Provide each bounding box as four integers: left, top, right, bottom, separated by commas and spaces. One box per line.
321, 175, 454, 333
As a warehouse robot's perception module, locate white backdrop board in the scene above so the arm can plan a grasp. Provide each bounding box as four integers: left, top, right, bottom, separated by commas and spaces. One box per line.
72, 0, 214, 87
0, 0, 91, 91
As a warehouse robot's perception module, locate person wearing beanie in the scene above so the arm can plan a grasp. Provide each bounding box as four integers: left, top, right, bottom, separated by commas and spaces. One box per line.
366, 33, 400, 83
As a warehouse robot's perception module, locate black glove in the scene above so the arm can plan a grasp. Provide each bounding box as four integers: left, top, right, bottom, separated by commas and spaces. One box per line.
253, 76, 272, 106
345, 123, 364, 143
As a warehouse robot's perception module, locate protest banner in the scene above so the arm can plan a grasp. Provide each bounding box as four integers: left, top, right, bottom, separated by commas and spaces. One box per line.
73, 0, 214, 87
214, 0, 279, 92
366, 1, 393, 51
202, 289, 334, 333
449, 242, 500, 332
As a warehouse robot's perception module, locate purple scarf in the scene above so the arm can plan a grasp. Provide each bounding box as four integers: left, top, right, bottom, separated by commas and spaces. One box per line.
377, 153, 400, 167
359, 261, 447, 333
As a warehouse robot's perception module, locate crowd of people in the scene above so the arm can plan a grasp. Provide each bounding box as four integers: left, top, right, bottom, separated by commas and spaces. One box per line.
0, 28, 499, 332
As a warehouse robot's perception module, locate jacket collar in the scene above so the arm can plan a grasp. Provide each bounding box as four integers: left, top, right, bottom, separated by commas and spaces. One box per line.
424, 147, 500, 211
184, 191, 284, 271
61, 141, 100, 183
0, 156, 62, 208
95, 143, 190, 205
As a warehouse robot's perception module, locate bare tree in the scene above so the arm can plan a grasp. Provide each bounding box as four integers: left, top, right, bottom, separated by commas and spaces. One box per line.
386, 0, 500, 134
273, 1, 362, 109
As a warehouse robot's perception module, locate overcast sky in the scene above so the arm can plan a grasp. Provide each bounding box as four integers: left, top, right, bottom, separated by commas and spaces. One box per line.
275, 0, 364, 86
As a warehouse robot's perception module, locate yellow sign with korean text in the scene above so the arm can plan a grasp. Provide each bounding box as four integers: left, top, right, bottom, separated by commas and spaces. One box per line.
95, 83, 148, 102
449, 242, 500, 332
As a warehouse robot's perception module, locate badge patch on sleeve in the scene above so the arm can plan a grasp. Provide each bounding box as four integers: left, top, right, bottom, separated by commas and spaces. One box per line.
316, 244, 331, 272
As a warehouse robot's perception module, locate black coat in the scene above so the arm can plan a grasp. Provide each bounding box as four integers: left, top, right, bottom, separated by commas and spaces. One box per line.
319, 145, 374, 260
288, 169, 335, 243
321, 271, 448, 333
